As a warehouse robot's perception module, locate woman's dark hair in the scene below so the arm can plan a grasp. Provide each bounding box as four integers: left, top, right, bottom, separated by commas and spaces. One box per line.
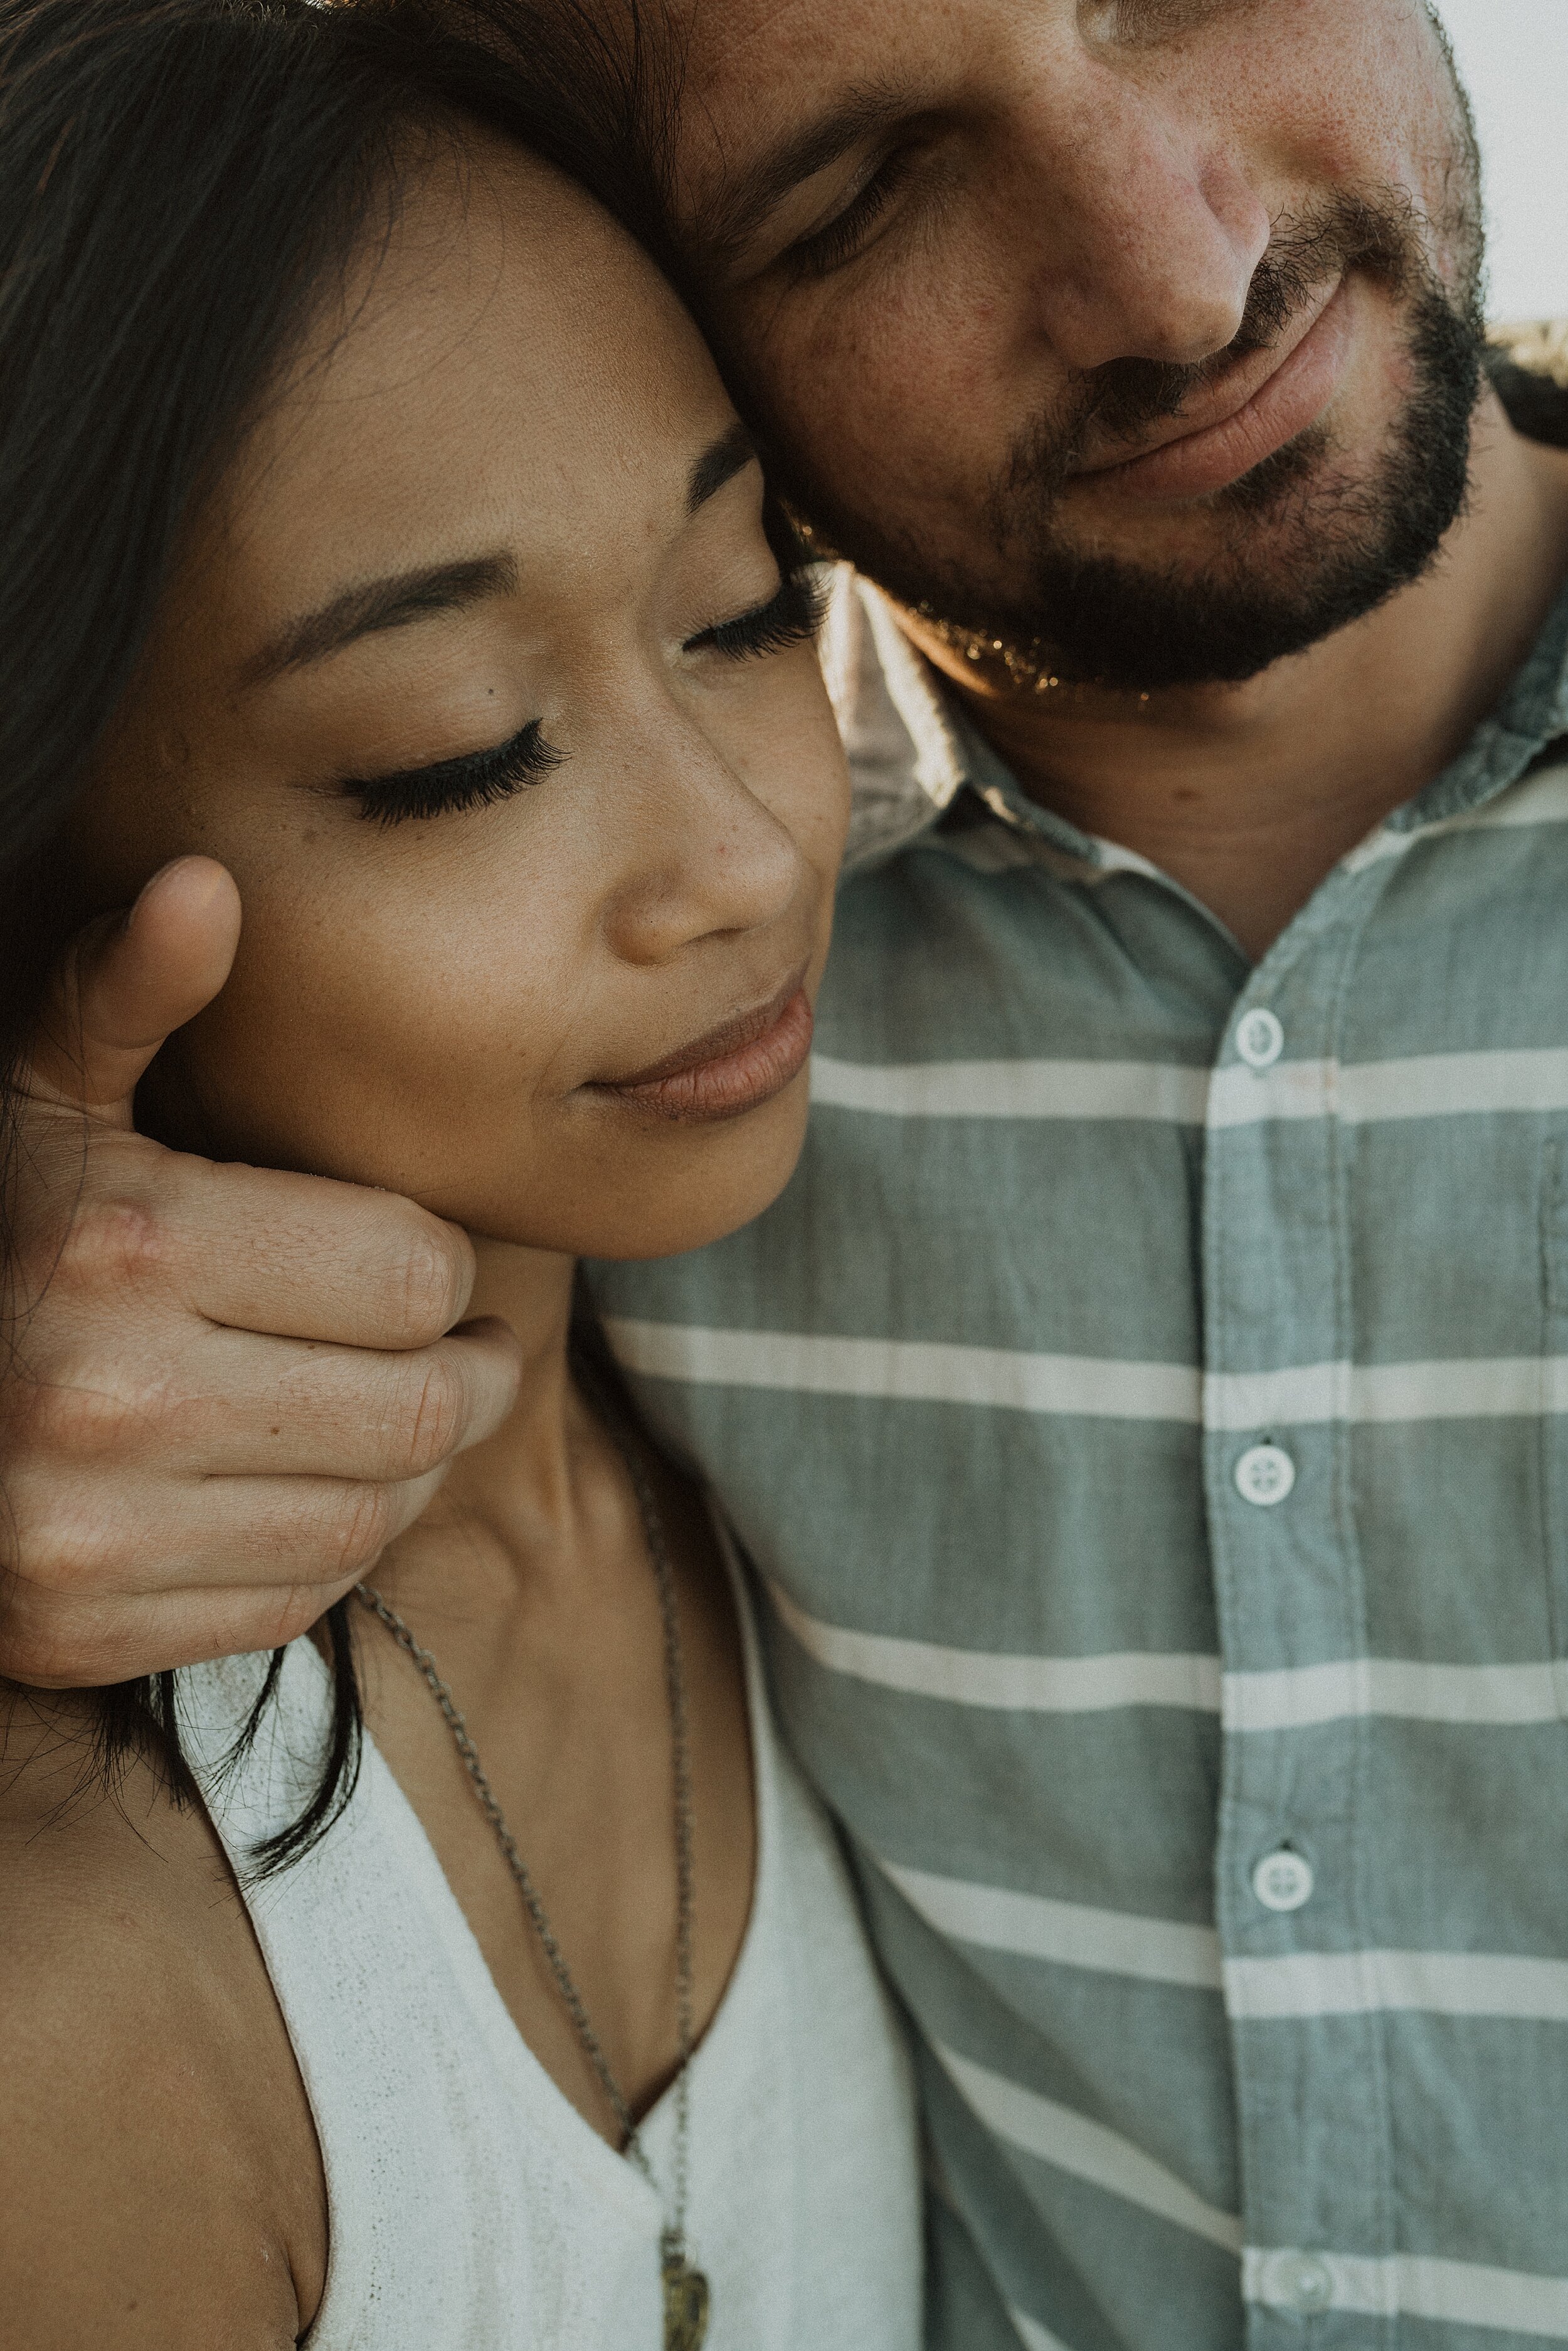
0, 0, 682, 1869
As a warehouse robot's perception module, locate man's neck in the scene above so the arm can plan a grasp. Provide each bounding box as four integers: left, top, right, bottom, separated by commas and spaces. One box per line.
901, 393, 1568, 963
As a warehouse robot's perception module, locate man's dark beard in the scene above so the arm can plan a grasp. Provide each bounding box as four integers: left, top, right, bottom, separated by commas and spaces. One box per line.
788, 185, 1488, 694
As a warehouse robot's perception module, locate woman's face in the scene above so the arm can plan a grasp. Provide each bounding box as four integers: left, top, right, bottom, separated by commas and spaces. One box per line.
75, 129, 850, 1260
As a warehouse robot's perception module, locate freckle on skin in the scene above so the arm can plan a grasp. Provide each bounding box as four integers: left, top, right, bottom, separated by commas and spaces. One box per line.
270, 1426, 280, 1436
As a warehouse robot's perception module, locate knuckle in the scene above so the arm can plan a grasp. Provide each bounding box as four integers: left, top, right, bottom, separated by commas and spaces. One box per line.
391, 1224, 465, 1347
0, 1463, 76, 1577
0, 1581, 120, 1688
5, 1495, 124, 1605
396, 1356, 467, 1478
1, 1192, 164, 1384
45, 1195, 167, 1303
0, 1187, 189, 1470
257, 1583, 343, 1651
322, 1483, 393, 1579
0, 1622, 80, 1687
0, 1372, 166, 1473
379, 1465, 448, 1546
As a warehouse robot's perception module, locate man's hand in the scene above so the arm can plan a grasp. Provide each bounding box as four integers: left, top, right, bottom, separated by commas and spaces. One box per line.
0, 857, 522, 1686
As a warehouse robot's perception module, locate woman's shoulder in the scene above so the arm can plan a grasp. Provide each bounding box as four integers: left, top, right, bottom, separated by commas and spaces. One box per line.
0, 1685, 326, 2347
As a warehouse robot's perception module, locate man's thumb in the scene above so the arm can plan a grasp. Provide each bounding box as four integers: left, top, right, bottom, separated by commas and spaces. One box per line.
22, 857, 242, 1123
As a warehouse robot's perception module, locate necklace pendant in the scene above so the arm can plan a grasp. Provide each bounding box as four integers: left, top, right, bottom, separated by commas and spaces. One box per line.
661, 2246, 711, 2351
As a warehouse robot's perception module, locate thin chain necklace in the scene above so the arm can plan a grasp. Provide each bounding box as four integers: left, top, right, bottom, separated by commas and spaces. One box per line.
354, 1386, 711, 2351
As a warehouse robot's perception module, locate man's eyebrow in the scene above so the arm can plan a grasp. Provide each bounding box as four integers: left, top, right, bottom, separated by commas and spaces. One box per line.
247, 552, 518, 685
687, 422, 759, 515
692, 83, 908, 267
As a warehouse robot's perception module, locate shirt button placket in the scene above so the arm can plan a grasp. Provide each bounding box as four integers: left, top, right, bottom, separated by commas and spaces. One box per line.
1259, 2251, 1336, 2317
1253, 1849, 1315, 1914
1207, 975, 1383, 2327
1236, 1008, 1286, 1071
1235, 1443, 1298, 1508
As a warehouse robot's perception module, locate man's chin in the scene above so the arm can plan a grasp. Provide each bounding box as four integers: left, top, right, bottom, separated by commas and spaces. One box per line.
910, 570, 1374, 697
913, 534, 1435, 695
901, 445, 1476, 694
838, 263, 1487, 698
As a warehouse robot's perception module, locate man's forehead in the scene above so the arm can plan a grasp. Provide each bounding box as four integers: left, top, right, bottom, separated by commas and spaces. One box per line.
662, 0, 926, 152
670, 0, 871, 90
656, 0, 945, 241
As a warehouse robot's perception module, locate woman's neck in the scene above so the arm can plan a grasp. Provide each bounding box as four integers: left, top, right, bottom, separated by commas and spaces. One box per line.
420, 1236, 594, 1565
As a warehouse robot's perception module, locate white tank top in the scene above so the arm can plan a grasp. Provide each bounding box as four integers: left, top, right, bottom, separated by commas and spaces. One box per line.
179, 1540, 921, 2350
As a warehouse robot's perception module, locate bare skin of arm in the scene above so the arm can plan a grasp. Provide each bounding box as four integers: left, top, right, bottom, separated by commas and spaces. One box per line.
0, 1690, 327, 2347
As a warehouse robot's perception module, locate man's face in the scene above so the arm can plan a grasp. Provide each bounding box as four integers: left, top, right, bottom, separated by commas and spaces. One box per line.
667, 0, 1488, 691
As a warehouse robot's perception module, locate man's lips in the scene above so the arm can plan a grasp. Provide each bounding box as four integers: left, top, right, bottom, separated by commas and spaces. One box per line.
1071, 277, 1354, 502
591, 974, 815, 1123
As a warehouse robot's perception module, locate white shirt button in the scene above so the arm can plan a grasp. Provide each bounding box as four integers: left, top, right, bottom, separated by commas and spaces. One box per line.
1253, 1848, 1315, 1913
1234, 1443, 1296, 1507
1236, 1009, 1285, 1069
1260, 2251, 1335, 2315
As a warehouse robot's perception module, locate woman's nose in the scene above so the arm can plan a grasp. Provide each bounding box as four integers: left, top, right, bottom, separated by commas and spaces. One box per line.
600, 744, 805, 967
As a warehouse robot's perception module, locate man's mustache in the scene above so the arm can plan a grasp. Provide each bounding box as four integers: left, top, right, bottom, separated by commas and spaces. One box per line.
1000, 191, 1426, 501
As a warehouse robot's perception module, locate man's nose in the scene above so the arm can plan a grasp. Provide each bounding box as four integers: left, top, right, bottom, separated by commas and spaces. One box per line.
1011, 66, 1273, 374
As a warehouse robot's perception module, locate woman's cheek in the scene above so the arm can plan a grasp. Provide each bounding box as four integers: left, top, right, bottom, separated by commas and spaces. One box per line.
172, 873, 547, 1187
714, 654, 852, 887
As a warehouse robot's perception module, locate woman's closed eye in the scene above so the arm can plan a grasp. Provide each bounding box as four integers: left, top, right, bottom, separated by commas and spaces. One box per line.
684, 566, 829, 663
342, 718, 561, 827
339, 572, 826, 829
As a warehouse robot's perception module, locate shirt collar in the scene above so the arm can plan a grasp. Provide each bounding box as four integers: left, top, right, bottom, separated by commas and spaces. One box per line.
829, 560, 1568, 879
1387, 566, 1568, 834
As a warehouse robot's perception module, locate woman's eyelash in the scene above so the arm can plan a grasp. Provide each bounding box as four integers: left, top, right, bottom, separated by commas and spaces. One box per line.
339, 571, 823, 826
783, 147, 917, 280
688, 568, 831, 662
343, 719, 562, 829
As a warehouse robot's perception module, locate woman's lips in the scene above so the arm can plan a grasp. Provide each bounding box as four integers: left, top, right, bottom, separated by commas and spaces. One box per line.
1073, 278, 1355, 504
593, 980, 815, 1123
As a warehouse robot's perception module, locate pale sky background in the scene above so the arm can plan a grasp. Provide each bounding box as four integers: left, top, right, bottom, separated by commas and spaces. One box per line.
1437, 0, 1568, 320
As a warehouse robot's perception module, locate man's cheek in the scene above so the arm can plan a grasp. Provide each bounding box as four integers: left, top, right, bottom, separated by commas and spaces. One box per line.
760, 284, 1000, 504
1221, 3, 1451, 201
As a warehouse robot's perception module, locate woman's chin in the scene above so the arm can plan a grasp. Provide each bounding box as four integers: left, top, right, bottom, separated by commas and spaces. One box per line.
184, 1052, 815, 1266
465, 1074, 815, 1265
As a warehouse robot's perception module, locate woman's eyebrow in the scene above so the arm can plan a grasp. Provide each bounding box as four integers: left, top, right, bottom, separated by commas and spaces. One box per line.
687, 422, 759, 514
246, 438, 751, 689
247, 551, 517, 685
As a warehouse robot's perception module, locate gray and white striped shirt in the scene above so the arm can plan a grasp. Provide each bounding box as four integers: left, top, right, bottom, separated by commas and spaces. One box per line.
592, 502, 1568, 2350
